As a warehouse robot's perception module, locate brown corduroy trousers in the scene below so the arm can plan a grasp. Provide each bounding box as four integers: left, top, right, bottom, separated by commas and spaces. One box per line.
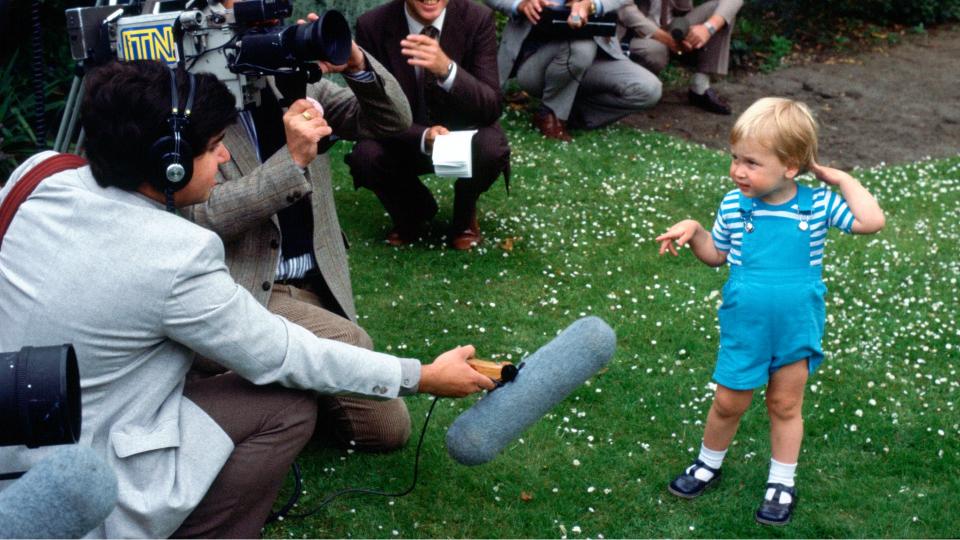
171, 283, 412, 538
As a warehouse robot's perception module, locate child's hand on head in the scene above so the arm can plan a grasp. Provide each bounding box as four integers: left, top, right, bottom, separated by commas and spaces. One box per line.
656, 220, 701, 256
810, 161, 854, 187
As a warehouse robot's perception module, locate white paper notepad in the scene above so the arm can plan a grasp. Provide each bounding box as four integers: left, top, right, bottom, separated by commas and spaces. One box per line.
431, 130, 478, 178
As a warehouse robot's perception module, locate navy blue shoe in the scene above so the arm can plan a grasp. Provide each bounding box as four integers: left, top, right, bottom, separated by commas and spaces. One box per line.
667, 459, 721, 499
755, 483, 798, 526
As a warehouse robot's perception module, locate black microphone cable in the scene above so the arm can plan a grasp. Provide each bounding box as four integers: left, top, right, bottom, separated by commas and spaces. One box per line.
266, 396, 441, 524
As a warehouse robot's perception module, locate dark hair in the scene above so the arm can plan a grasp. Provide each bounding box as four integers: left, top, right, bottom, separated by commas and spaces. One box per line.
80, 60, 237, 191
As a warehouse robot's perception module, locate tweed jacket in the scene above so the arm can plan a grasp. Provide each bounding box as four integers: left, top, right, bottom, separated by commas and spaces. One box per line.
355, 0, 504, 148
184, 52, 412, 321
0, 152, 419, 538
484, 0, 631, 88
618, 0, 743, 38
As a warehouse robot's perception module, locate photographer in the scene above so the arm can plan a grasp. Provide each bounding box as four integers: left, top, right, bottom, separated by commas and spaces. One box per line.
0, 60, 493, 538
183, 3, 419, 454
486, 0, 661, 141
617, 0, 743, 114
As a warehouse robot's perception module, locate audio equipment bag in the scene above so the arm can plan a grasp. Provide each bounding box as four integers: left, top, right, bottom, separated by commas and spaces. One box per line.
0, 153, 88, 251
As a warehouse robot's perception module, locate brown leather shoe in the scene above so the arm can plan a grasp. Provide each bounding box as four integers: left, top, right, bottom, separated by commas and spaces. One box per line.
532, 110, 572, 142
386, 227, 418, 246
688, 88, 732, 115
449, 215, 483, 251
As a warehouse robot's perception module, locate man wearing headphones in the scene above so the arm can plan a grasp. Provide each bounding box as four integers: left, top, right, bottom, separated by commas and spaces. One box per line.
184, 8, 418, 454
0, 60, 494, 538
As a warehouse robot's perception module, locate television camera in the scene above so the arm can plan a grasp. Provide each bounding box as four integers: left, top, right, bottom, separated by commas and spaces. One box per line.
65, 0, 351, 108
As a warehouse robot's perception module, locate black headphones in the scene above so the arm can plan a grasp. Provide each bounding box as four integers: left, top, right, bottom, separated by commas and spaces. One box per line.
149, 68, 196, 194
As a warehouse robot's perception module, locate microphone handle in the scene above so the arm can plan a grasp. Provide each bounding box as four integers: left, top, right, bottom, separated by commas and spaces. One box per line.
466, 359, 516, 382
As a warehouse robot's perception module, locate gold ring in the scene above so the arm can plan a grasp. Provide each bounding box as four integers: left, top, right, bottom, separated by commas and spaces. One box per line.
301, 111, 313, 121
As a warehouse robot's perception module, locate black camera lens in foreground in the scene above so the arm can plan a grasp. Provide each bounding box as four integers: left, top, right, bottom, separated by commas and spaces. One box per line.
0, 345, 81, 448
293, 10, 351, 67
234, 10, 352, 72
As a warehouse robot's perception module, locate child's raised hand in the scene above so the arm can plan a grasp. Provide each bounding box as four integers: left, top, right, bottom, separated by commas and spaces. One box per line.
810, 161, 854, 187
656, 220, 701, 256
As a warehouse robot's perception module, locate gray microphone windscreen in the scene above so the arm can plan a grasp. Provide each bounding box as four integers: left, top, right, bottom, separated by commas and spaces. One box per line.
446, 316, 616, 465
0, 446, 118, 538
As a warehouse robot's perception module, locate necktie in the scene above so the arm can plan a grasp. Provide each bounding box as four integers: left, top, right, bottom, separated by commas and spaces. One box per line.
418, 25, 440, 124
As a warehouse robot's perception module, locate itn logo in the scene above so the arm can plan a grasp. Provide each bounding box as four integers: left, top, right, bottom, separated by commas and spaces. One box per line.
120, 25, 179, 66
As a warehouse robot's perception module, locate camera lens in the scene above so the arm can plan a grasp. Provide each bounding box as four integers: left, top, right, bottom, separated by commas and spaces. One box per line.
233, 10, 352, 73
233, 0, 293, 24
293, 10, 351, 66
0, 345, 81, 448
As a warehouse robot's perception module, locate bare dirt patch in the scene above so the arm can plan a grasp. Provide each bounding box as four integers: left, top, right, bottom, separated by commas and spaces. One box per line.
621, 24, 960, 170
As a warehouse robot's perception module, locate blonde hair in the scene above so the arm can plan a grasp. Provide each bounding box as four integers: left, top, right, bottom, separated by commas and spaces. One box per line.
730, 97, 818, 171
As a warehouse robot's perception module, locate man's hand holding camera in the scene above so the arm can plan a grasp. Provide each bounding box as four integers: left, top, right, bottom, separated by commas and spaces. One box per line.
297, 12, 368, 74
284, 99, 331, 168
566, 0, 594, 28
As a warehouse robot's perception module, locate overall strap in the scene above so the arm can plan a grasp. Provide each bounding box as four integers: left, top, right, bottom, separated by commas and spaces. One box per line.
795, 184, 813, 230
0, 153, 88, 251
796, 184, 813, 214
738, 192, 754, 231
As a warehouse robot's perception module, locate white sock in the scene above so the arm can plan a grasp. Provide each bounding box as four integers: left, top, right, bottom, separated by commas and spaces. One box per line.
689, 443, 726, 482
690, 73, 711, 95
766, 458, 797, 504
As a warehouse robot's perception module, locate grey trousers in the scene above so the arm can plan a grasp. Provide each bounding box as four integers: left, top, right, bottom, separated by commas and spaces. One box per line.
626, 0, 736, 76
516, 39, 661, 127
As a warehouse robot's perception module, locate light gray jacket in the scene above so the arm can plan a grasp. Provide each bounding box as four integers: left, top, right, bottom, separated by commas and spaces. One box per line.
484, 0, 631, 88
0, 152, 419, 538
185, 52, 412, 321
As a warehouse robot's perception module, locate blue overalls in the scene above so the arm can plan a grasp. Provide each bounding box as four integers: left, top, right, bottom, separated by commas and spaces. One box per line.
714, 185, 827, 390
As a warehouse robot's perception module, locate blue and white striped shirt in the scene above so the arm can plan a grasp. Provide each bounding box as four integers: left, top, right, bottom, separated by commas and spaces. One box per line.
711, 186, 854, 266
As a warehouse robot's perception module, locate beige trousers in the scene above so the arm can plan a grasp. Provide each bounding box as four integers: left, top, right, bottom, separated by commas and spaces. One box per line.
625, 0, 736, 76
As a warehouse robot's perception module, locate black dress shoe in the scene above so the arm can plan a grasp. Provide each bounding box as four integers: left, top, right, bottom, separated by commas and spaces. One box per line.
755, 483, 798, 526
688, 88, 732, 115
667, 459, 722, 499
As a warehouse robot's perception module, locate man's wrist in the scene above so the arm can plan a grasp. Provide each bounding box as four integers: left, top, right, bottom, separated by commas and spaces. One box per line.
703, 21, 717, 36
398, 358, 421, 396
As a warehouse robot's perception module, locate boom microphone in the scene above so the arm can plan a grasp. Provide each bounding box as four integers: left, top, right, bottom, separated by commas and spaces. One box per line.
445, 316, 616, 466
0, 446, 118, 538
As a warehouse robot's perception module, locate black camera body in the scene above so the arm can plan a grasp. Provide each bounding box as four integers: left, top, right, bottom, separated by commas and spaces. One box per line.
66, 0, 351, 108
0, 345, 80, 449
531, 7, 619, 40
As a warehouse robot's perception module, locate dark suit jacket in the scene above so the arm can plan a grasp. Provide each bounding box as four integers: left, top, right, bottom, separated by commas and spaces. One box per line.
355, 0, 503, 148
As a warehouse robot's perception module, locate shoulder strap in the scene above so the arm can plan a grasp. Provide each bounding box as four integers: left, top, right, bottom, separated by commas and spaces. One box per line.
796, 183, 814, 214
0, 153, 88, 251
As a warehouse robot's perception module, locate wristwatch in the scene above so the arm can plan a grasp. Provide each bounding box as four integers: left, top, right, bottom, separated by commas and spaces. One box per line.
444, 61, 455, 80
704, 21, 717, 36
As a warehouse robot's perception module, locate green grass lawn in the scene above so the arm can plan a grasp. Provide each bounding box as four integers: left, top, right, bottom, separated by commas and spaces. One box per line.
266, 110, 960, 538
